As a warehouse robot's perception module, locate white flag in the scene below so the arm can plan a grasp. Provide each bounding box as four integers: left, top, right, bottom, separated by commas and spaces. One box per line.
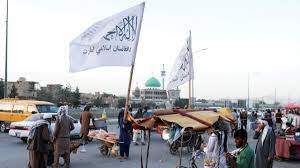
69, 2, 145, 72
167, 32, 194, 90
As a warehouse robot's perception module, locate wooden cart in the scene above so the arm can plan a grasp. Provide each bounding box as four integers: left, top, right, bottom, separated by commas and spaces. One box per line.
88, 135, 119, 157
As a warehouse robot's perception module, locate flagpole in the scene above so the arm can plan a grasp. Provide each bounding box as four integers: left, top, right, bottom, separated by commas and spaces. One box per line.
124, 64, 134, 121
4, 0, 8, 98
188, 30, 192, 109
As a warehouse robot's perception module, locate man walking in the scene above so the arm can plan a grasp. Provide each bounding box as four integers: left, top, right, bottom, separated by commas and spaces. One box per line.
253, 119, 276, 168
80, 105, 95, 144
53, 106, 75, 168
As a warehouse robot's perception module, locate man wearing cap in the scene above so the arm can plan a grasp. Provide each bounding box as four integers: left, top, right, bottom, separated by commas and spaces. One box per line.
253, 119, 276, 168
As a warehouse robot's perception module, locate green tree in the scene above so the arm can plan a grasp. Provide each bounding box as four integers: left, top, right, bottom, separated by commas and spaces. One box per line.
174, 98, 189, 108
0, 80, 4, 99
37, 89, 53, 102
9, 84, 18, 98
55, 86, 72, 105
71, 87, 81, 107
117, 97, 126, 108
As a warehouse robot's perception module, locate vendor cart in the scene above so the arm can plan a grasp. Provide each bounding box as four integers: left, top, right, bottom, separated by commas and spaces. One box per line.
88, 134, 119, 157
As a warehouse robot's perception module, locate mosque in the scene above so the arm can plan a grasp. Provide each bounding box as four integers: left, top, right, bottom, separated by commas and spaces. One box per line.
132, 76, 180, 105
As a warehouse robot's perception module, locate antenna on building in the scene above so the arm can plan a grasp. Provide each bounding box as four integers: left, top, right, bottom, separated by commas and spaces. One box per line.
161, 64, 166, 90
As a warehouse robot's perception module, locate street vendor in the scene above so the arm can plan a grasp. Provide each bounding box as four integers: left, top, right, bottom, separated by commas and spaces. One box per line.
202, 120, 229, 168
284, 121, 296, 135
225, 129, 255, 168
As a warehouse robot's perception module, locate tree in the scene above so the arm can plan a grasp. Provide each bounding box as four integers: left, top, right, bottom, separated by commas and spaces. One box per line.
0, 80, 4, 99
71, 87, 81, 108
37, 89, 53, 102
174, 98, 189, 108
9, 84, 18, 98
117, 97, 126, 108
55, 86, 72, 105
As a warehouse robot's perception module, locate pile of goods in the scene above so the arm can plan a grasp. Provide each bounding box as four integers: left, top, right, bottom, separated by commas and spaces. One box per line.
88, 129, 118, 142
203, 155, 216, 168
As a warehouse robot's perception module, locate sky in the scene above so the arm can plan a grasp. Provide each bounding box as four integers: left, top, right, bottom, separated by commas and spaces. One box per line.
0, 0, 299, 103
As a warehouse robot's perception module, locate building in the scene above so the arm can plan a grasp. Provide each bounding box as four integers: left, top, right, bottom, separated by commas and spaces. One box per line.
140, 77, 168, 102
101, 93, 117, 107
132, 86, 141, 99
132, 77, 168, 105
80, 93, 95, 104
7, 77, 38, 98
40, 84, 63, 98
168, 89, 180, 100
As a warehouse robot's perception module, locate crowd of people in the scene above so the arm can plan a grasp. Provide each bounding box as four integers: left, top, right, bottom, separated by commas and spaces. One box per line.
25, 105, 299, 168
27, 105, 75, 168
200, 108, 300, 168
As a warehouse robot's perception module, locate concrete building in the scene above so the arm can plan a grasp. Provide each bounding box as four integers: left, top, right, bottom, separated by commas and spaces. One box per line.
168, 89, 180, 100
40, 84, 63, 98
80, 93, 95, 104
7, 77, 38, 98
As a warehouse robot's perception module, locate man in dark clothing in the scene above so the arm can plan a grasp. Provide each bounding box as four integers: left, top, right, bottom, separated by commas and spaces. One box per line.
253, 119, 276, 168
118, 108, 133, 160
27, 120, 50, 168
275, 109, 282, 130
240, 110, 248, 130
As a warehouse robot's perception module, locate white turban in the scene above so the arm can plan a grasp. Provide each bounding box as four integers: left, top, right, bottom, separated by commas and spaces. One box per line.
57, 105, 68, 121
258, 119, 269, 145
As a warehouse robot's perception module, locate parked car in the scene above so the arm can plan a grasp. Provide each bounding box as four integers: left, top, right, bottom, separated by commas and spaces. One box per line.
9, 113, 81, 143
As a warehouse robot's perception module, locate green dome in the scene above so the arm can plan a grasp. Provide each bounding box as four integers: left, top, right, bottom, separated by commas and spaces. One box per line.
145, 77, 161, 88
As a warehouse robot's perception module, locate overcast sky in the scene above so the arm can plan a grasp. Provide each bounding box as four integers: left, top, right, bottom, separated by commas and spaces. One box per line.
0, 0, 299, 103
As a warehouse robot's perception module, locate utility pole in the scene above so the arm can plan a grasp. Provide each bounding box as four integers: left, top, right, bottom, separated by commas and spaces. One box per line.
4, 0, 9, 98
274, 88, 277, 107
247, 72, 250, 110
161, 64, 166, 90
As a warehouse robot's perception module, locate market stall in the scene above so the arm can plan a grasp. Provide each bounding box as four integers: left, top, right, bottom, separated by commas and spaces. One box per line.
275, 136, 300, 160
275, 105, 300, 160
134, 108, 235, 168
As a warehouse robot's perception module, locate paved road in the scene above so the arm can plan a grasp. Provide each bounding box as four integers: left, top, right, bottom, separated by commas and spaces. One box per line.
0, 125, 299, 168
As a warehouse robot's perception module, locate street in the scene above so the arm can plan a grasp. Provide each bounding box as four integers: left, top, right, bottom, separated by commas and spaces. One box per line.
0, 125, 299, 168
